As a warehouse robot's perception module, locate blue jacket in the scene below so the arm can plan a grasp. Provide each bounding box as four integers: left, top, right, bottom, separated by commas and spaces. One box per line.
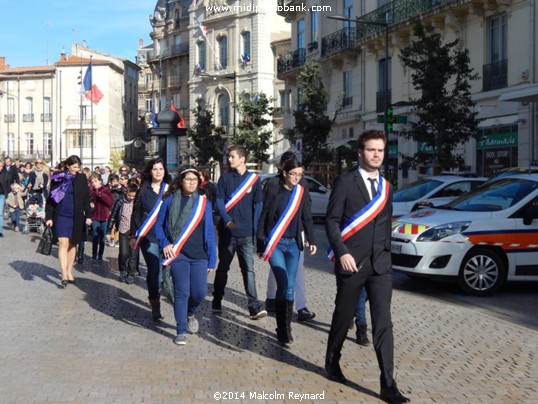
155, 193, 217, 268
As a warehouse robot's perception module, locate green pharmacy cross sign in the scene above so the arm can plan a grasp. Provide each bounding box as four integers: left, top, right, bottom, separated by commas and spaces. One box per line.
377, 107, 407, 132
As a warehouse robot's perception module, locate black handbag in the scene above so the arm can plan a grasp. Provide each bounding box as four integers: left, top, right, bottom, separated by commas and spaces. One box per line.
37, 226, 53, 256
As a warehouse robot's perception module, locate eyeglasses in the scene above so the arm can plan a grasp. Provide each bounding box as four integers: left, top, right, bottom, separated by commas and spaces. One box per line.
286, 172, 303, 178
183, 178, 199, 184
36, 161, 43, 165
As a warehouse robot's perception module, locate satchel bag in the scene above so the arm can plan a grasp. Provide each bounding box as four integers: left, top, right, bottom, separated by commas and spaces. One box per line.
37, 226, 53, 256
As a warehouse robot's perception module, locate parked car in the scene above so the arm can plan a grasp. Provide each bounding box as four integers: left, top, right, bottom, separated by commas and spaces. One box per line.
487, 166, 538, 182
393, 176, 487, 218
391, 174, 538, 296
259, 174, 330, 218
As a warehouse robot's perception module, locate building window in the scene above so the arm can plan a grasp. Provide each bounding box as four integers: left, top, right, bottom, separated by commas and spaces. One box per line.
343, 70, 352, 107
377, 57, 392, 112
297, 19, 305, 49
218, 36, 228, 69
80, 105, 88, 122
42, 97, 52, 122
24, 132, 34, 155
175, 10, 180, 28
279, 91, 286, 108
218, 94, 230, 127
7, 133, 14, 155
310, 10, 319, 44
24, 97, 34, 122
343, 0, 353, 28
43, 132, 52, 157
197, 41, 206, 71
242, 31, 251, 62
145, 98, 153, 112
68, 130, 92, 148
488, 14, 507, 62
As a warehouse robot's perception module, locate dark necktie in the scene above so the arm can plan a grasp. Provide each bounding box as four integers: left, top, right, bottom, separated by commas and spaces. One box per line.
367, 178, 377, 200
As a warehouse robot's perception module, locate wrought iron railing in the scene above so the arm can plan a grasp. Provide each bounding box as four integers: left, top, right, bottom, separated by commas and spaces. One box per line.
41, 113, 52, 122
23, 114, 34, 122
171, 43, 189, 56
4, 114, 15, 123
321, 27, 359, 58
376, 89, 392, 113
277, 48, 306, 77
483, 59, 507, 92
342, 96, 353, 107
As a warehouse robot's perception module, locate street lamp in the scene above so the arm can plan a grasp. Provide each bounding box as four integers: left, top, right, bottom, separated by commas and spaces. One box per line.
195, 71, 237, 136
327, 14, 390, 177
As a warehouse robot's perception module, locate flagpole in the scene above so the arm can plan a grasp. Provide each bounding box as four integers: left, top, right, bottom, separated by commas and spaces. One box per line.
90, 56, 94, 171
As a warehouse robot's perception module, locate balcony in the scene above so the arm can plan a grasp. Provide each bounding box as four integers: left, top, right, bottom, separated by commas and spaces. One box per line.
167, 76, 182, 87
23, 114, 34, 122
321, 27, 359, 59
4, 114, 15, 123
277, 48, 306, 78
273, 107, 284, 118
342, 96, 353, 108
376, 89, 392, 113
483, 59, 507, 92
41, 113, 52, 122
171, 43, 189, 57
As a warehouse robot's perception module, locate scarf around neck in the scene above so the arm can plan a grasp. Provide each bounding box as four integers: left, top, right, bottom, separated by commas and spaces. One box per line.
168, 190, 199, 242
50, 172, 74, 203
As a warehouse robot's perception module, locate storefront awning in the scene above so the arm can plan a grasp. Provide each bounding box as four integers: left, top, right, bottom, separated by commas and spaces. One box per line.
478, 115, 518, 128
499, 83, 538, 102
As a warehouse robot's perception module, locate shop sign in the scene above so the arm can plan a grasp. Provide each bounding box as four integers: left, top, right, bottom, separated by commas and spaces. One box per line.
477, 132, 518, 149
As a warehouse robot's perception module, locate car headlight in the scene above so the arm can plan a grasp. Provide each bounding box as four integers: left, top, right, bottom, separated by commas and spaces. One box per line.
416, 221, 471, 242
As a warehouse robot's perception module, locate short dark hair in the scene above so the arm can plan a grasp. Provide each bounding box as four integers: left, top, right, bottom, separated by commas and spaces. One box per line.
227, 145, 248, 160
126, 181, 139, 193
282, 159, 303, 173
280, 151, 297, 165
90, 173, 102, 183
62, 155, 82, 170
357, 130, 386, 150
108, 174, 119, 182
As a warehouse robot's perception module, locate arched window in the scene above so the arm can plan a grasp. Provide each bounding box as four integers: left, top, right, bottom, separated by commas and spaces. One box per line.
218, 93, 229, 127
242, 32, 251, 62
174, 10, 180, 28
218, 36, 228, 69
197, 41, 206, 71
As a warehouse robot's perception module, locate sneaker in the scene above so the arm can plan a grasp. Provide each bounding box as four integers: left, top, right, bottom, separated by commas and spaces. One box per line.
173, 334, 187, 345
297, 307, 316, 322
265, 298, 276, 314
119, 272, 127, 282
14, 226, 19, 232
125, 275, 135, 284
186, 316, 199, 333
250, 308, 268, 320
212, 300, 222, 312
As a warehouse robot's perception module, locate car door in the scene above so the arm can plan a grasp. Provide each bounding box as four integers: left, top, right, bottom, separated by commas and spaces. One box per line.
512, 194, 538, 281
305, 177, 329, 217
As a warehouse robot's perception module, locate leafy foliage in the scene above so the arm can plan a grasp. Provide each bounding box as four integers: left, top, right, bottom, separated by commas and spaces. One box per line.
188, 103, 226, 170
232, 91, 273, 163
398, 22, 479, 171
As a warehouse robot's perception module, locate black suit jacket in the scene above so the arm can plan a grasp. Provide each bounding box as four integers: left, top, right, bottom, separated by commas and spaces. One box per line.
325, 169, 393, 275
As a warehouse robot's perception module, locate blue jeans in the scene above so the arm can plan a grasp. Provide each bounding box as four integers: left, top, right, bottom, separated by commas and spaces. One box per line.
268, 238, 300, 301
170, 253, 208, 335
0, 194, 5, 231
213, 235, 261, 313
355, 287, 368, 327
91, 220, 107, 259
140, 239, 162, 299
10, 207, 21, 228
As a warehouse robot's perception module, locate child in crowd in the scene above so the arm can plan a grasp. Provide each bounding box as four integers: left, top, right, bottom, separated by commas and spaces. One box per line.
106, 181, 140, 283
90, 173, 114, 261
7, 183, 27, 231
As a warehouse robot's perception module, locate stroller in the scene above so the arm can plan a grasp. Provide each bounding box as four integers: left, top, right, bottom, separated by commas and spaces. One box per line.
23, 192, 46, 234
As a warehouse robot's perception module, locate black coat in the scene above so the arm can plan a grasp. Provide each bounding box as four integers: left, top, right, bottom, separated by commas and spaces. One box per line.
256, 182, 316, 254
45, 172, 92, 244
325, 169, 393, 275
2, 166, 19, 188
0, 170, 8, 196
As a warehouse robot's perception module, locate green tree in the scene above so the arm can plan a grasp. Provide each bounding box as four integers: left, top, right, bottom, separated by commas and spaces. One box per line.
398, 22, 479, 172
233, 91, 273, 163
188, 102, 226, 171
288, 61, 341, 168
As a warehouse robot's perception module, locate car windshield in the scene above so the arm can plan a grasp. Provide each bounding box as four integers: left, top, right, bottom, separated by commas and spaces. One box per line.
445, 178, 538, 211
393, 179, 443, 202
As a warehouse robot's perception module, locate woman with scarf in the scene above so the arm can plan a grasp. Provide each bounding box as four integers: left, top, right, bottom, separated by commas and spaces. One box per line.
45, 155, 92, 287
256, 159, 317, 346
155, 166, 216, 345
129, 157, 171, 321
28, 159, 50, 198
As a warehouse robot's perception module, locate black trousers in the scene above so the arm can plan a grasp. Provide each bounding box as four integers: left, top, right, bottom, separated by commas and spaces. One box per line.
325, 261, 395, 388
118, 232, 139, 275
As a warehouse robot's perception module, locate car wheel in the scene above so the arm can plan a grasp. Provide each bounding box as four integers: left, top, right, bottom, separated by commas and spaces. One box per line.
457, 248, 506, 296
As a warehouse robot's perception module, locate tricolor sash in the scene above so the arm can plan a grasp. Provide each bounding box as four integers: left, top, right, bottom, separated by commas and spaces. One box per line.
262, 185, 304, 262
225, 172, 259, 212
162, 195, 207, 266
327, 177, 389, 261
134, 182, 169, 250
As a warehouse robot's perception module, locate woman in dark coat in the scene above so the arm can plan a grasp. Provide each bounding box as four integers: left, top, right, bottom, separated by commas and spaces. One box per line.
45, 155, 92, 287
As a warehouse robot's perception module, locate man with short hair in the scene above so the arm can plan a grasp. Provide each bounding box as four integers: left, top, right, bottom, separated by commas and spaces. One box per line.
3, 157, 20, 187
212, 145, 267, 319
325, 130, 409, 403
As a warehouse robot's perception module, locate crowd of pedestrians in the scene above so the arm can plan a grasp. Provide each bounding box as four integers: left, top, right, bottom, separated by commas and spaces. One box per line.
0, 130, 410, 403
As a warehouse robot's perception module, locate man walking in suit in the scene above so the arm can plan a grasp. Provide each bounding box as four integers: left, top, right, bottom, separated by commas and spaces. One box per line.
325, 130, 409, 403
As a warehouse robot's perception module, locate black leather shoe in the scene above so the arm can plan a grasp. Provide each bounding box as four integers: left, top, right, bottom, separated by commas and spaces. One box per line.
380, 384, 410, 403
325, 362, 347, 385
0, 232, 4, 237
297, 307, 316, 322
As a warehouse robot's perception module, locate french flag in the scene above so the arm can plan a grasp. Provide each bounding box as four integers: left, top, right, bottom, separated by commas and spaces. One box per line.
80, 62, 103, 105
241, 53, 250, 66
194, 16, 207, 37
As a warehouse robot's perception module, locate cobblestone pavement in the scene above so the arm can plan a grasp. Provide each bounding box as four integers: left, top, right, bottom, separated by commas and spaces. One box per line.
0, 225, 536, 403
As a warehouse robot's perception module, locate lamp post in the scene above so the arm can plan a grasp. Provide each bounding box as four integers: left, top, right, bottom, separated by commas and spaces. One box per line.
327, 14, 390, 177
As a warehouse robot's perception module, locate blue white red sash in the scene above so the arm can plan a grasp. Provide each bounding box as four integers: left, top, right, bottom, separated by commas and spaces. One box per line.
162, 195, 207, 266
225, 172, 259, 212
134, 182, 169, 249
262, 184, 304, 262
327, 177, 389, 261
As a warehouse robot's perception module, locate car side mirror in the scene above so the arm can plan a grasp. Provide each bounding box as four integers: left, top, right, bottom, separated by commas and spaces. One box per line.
523, 205, 538, 225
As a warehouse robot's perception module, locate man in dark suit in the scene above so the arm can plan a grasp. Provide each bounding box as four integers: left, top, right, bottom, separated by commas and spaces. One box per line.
325, 130, 409, 403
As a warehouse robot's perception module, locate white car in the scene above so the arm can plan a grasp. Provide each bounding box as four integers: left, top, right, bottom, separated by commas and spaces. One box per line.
259, 174, 330, 218
393, 176, 487, 218
391, 174, 538, 296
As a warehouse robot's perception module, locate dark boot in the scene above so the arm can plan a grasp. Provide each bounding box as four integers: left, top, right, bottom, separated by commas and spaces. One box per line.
76, 243, 85, 264
286, 300, 294, 343
325, 351, 347, 384
148, 296, 163, 321
356, 324, 370, 346
275, 300, 290, 345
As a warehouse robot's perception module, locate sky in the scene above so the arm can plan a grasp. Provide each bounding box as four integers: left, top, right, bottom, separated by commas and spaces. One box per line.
0, 0, 157, 67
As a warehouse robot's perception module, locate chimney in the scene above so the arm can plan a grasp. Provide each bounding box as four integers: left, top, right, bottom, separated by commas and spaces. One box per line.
0, 56, 6, 69
139, 39, 144, 47
60, 47, 67, 61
